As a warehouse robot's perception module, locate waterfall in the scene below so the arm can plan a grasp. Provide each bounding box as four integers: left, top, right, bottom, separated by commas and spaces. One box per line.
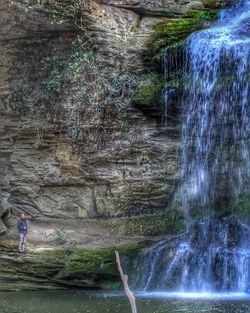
179, 0, 250, 214
133, 0, 250, 293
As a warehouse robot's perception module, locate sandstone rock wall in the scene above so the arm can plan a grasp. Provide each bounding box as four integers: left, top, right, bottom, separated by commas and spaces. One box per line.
0, 0, 220, 233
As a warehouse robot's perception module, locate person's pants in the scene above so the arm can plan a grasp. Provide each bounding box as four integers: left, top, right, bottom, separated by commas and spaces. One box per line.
19, 233, 27, 253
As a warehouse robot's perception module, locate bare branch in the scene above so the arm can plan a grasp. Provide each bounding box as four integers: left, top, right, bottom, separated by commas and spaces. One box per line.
115, 250, 137, 313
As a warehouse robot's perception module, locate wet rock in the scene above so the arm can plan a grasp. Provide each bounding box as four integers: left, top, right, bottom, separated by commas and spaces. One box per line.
0, 239, 149, 291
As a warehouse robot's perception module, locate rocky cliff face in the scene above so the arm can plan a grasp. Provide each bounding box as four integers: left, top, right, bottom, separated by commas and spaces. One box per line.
0, 0, 223, 292
0, 0, 221, 233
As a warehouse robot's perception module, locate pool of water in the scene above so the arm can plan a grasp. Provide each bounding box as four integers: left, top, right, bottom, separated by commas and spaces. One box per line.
1, 291, 250, 313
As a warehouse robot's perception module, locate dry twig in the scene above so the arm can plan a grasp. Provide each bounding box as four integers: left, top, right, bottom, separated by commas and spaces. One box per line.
115, 250, 137, 313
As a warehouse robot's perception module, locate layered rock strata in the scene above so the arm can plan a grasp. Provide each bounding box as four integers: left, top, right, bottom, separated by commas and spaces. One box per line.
0, 0, 221, 290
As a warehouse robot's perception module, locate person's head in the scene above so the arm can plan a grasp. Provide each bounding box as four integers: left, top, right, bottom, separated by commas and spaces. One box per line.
20, 213, 26, 220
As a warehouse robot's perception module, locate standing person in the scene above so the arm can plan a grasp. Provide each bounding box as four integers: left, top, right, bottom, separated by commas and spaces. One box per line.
17, 213, 28, 255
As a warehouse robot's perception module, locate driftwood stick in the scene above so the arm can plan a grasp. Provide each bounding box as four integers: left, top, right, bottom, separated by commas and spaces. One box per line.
115, 250, 137, 313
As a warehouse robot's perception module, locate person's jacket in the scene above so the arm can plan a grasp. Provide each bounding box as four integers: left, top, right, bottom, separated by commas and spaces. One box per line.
17, 219, 28, 234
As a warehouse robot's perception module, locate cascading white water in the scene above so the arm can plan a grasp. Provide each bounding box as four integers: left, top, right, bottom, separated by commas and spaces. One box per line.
132, 0, 250, 294
132, 217, 250, 292
180, 0, 250, 214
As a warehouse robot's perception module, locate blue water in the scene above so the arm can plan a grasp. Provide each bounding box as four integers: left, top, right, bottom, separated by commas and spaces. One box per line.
1, 291, 250, 313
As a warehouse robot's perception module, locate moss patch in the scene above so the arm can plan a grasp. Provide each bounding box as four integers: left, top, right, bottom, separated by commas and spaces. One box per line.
0, 240, 17, 252
136, 9, 219, 116
66, 247, 116, 275
0, 240, 150, 291
119, 241, 150, 256
186, 192, 250, 221
56, 241, 151, 289
132, 73, 165, 107
151, 9, 219, 59
132, 71, 185, 115
66, 241, 149, 275
228, 195, 250, 222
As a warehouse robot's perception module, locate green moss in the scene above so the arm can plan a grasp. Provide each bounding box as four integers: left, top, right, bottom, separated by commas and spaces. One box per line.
133, 73, 165, 107
60, 242, 151, 289
65, 241, 150, 279
119, 241, 150, 257
186, 192, 250, 221
229, 195, 250, 221
67, 247, 116, 275
0, 240, 17, 252
165, 71, 184, 89
136, 10, 219, 108
175, 123, 182, 132
151, 9, 219, 59
0, 241, 151, 291
186, 9, 218, 19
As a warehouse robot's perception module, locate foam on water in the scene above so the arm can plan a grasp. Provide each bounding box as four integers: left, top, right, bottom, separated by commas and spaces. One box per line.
135, 291, 250, 300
